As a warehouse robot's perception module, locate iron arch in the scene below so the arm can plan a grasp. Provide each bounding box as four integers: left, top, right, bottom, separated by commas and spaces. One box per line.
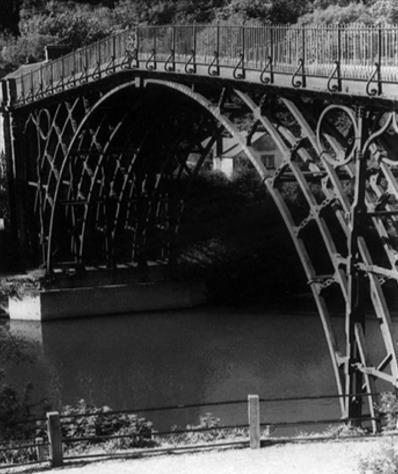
40, 78, 398, 427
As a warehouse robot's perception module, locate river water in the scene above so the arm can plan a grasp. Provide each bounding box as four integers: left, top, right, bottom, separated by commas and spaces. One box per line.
2, 303, 396, 434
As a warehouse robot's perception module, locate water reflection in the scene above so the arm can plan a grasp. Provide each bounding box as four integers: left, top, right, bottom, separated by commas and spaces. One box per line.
4, 306, 396, 431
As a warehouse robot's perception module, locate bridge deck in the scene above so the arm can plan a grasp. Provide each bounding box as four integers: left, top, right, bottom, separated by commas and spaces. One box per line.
2, 24, 398, 107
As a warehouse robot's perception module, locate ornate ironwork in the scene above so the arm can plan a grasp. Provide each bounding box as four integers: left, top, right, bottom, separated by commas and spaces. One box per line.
366, 63, 382, 97
145, 49, 157, 71
327, 61, 342, 93
233, 53, 245, 80
208, 52, 220, 76
260, 56, 273, 85
291, 59, 306, 88
164, 49, 176, 72
184, 49, 197, 74
3, 25, 398, 431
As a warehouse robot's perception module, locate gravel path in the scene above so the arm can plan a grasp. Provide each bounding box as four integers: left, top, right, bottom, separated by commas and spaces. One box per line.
29, 439, 385, 474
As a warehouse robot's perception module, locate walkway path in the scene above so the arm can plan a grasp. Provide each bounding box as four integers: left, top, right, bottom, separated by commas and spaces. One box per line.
32, 438, 387, 474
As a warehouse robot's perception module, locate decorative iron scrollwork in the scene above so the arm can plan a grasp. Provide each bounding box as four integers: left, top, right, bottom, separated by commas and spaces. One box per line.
362, 111, 398, 166
316, 104, 359, 167
64, 72, 77, 89
184, 50, 197, 74
291, 59, 306, 88
233, 53, 245, 80
327, 61, 342, 93
36, 82, 45, 100
164, 50, 176, 72
208, 52, 220, 76
260, 56, 273, 85
92, 62, 102, 80
146, 49, 157, 70
366, 63, 382, 97
121, 48, 139, 70
78, 67, 89, 84
105, 57, 116, 75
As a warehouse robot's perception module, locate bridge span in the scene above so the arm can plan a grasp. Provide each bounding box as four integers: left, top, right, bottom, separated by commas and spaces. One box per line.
2, 23, 398, 427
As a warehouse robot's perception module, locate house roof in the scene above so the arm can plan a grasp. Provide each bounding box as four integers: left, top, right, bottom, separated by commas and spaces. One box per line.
221, 133, 279, 157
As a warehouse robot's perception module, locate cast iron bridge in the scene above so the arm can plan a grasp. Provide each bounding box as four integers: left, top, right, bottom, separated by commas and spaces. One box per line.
2, 23, 398, 427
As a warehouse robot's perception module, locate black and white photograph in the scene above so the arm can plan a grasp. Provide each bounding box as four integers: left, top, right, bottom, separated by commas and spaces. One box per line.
1, 0, 398, 472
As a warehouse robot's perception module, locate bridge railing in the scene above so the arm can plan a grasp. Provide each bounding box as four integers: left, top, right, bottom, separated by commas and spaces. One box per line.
9, 23, 398, 105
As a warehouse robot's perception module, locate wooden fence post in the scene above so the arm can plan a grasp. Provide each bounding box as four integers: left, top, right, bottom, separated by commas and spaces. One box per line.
35, 436, 47, 462
46, 411, 63, 467
248, 394, 261, 449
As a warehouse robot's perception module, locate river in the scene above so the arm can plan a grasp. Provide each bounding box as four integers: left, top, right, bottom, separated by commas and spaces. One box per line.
1, 303, 396, 435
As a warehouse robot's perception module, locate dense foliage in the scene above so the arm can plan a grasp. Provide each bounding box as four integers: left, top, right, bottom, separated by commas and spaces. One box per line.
1, 0, 397, 77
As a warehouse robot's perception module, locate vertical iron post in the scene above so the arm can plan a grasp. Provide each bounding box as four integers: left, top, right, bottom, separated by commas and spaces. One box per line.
85, 47, 89, 80
6, 79, 30, 263
50, 62, 54, 92
112, 34, 116, 72
301, 25, 306, 87
241, 24, 245, 71
170, 25, 176, 71
270, 25, 274, 63
98, 40, 102, 78
172, 25, 176, 52
337, 24, 342, 91
192, 23, 197, 72
154, 26, 157, 59
39, 66, 43, 96
61, 57, 65, 90
135, 25, 140, 62
216, 22, 220, 57
377, 25, 382, 95
1, 80, 18, 257
30, 71, 34, 100
73, 51, 77, 87
20, 75, 25, 103
345, 105, 367, 421
135, 25, 140, 68
193, 23, 197, 58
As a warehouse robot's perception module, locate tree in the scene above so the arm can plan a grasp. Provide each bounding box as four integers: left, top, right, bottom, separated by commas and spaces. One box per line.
19, 1, 113, 48
0, 0, 21, 35
299, 2, 374, 24
217, 0, 308, 23
370, 0, 398, 24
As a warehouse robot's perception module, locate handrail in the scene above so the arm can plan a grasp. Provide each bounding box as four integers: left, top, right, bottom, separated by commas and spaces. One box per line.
0, 391, 392, 469
4, 23, 398, 106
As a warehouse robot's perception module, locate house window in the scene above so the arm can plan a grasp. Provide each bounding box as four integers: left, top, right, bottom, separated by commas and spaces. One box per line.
262, 154, 275, 170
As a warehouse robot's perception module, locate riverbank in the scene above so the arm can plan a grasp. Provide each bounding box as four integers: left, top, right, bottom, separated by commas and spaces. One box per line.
14, 438, 386, 474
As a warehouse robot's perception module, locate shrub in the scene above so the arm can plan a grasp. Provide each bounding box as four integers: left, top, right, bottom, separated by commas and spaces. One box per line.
57, 399, 155, 453
370, 0, 398, 24
359, 439, 398, 474
0, 392, 155, 465
20, 1, 113, 48
299, 3, 374, 25
377, 392, 398, 431
0, 441, 39, 465
0, 368, 44, 465
162, 412, 249, 446
1, 32, 54, 67
322, 422, 366, 438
